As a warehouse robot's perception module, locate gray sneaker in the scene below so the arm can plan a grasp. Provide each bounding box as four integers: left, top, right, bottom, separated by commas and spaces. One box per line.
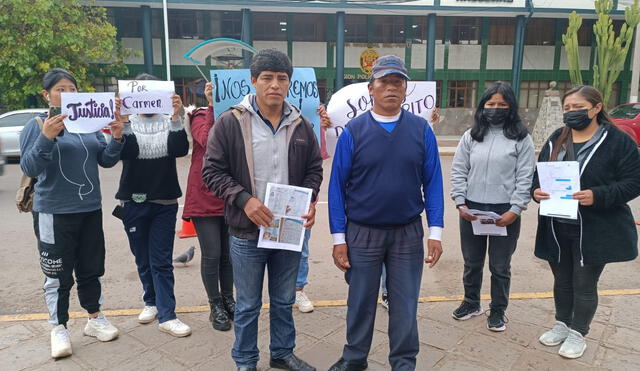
452, 301, 482, 320
539, 321, 570, 346
558, 329, 587, 359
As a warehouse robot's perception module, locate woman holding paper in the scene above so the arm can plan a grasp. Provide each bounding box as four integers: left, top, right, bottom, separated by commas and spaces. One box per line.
115, 73, 192, 338
450, 81, 535, 332
20, 68, 124, 358
182, 82, 235, 331
532, 85, 640, 359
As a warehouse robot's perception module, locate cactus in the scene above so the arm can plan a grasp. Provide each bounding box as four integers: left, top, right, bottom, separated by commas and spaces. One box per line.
561, 1, 640, 106
592, 0, 640, 106
563, 11, 584, 86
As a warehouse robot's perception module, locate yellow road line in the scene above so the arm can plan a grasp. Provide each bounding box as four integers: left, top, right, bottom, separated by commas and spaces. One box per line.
2, 289, 638, 323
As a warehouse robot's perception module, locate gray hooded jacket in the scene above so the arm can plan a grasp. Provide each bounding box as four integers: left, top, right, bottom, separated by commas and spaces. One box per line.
450, 127, 535, 215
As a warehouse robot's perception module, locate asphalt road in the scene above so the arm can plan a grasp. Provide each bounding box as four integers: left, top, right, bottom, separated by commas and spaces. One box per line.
1, 156, 639, 316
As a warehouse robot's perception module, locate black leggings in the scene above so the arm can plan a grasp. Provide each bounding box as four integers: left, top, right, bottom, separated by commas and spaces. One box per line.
549, 221, 605, 336
192, 216, 233, 303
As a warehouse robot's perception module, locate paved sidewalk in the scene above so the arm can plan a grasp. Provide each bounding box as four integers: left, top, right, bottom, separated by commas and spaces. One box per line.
2, 294, 639, 370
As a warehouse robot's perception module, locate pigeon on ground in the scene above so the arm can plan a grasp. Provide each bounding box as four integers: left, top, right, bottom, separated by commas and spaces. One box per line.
173, 246, 195, 265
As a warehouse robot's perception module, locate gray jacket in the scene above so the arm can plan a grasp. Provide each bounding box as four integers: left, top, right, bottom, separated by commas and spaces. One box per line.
450, 127, 535, 215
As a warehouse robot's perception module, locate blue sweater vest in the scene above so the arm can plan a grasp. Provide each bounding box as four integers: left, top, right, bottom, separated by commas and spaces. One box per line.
346, 111, 426, 227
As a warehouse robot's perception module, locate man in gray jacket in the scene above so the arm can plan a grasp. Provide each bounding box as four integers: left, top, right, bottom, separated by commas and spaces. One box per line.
202, 49, 322, 371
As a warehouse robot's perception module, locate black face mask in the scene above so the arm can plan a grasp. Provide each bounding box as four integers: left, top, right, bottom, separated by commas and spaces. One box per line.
563, 109, 592, 130
483, 108, 508, 126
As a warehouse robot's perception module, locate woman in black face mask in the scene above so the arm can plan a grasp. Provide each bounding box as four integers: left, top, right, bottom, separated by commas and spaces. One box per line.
450, 82, 535, 332
532, 85, 640, 359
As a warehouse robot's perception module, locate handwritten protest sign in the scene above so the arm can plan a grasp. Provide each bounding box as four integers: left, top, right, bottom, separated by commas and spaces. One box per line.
325, 81, 437, 156
118, 80, 175, 115
61, 92, 115, 134
210, 68, 321, 144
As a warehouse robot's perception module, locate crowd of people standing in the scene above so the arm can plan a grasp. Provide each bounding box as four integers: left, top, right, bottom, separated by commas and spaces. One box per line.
19, 49, 640, 370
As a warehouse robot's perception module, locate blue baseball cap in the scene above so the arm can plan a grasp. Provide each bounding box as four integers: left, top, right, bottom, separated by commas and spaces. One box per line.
371, 55, 410, 80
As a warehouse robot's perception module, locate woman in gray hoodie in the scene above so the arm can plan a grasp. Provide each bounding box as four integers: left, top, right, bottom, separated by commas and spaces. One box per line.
450, 82, 535, 332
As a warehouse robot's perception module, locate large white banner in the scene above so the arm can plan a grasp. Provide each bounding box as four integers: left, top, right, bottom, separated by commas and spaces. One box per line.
61, 92, 115, 134
325, 81, 436, 156
118, 80, 175, 115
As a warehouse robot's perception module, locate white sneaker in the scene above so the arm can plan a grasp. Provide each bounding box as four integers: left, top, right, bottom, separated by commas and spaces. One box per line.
83, 314, 119, 342
558, 329, 587, 359
295, 291, 314, 313
159, 318, 192, 337
50, 324, 72, 359
539, 321, 570, 346
138, 305, 158, 324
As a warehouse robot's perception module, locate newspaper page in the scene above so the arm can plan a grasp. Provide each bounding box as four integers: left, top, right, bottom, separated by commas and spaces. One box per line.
258, 183, 312, 252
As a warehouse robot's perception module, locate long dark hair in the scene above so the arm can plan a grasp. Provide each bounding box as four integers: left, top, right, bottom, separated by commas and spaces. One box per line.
470, 81, 528, 142
549, 85, 612, 161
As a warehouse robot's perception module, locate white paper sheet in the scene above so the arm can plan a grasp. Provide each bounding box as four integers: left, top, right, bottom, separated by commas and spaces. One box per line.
61, 92, 116, 134
258, 183, 312, 252
537, 161, 581, 220
461, 208, 507, 236
118, 80, 175, 115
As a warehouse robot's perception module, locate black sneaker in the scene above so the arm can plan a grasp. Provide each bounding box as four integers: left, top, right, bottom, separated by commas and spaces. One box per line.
452, 301, 483, 320
381, 292, 389, 310
487, 309, 508, 332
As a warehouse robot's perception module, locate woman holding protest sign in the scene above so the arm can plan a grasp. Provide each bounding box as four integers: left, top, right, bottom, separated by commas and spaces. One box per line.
115, 73, 192, 338
182, 81, 235, 331
450, 81, 535, 332
532, 85, 640, 359
20, 68, 125, 359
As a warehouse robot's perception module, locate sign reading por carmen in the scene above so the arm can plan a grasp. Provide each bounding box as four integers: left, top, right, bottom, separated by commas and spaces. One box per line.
118, 80, 175, 115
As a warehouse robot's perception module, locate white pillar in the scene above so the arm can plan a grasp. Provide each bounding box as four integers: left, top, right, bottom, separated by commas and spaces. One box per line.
163, 0, 171, 81
629, 26, 640, 102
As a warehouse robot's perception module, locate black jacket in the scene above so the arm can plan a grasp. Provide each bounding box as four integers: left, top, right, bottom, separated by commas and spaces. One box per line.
532, 123, 640, 265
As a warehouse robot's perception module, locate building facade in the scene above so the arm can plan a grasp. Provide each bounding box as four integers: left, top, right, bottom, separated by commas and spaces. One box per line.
95, 0, 635, 131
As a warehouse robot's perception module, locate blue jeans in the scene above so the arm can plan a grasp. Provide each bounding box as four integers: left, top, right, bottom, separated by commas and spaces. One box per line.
229, 236, 301, 368
296, 229, 312, 290
123, 202, 178, 323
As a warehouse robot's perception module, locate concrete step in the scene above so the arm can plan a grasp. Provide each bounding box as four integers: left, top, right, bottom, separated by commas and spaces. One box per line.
437, 135, 461, 154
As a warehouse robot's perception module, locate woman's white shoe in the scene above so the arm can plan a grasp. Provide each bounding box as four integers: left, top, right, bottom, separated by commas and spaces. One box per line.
138, 306, 158, 324
558, 329, 587, 359
51, 325, 72, 359
539, 321, 570, 346
159, 318, 192, 337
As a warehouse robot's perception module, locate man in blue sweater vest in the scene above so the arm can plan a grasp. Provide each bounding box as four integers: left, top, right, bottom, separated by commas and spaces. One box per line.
328, 56, 444, 371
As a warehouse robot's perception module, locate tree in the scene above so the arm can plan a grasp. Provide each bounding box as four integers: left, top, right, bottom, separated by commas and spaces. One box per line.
562, 0, 640, 107
0, 0, 129, 109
